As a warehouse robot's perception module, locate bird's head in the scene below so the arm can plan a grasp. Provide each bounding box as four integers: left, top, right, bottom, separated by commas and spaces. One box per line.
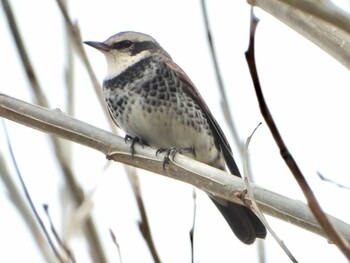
84, 31, 171, 79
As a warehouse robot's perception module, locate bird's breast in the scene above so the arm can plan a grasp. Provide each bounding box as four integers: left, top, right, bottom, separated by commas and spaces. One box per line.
102, 57, 224, 168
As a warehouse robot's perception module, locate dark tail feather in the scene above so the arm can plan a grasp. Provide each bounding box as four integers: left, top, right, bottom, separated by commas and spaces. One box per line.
214, 138, 266, 243
210, 196, 267, 244
207, 114, 266, 243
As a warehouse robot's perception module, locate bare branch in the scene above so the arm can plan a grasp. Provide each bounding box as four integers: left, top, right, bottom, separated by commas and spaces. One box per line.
244, 8, 350, 259
1, 93, 350, 244
243, 122, 297, 262
249, 0, 350, 70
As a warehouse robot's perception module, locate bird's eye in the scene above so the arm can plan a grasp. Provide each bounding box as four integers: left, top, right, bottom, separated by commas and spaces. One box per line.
111, 40, 133, 49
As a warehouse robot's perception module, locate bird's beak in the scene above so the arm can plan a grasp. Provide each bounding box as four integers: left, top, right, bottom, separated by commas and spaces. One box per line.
83, 41, 111, 52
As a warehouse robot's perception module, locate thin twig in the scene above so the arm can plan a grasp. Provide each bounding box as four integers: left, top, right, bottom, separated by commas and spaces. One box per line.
201, 4, 266, 261
189, 188, 197, 263
243, 122, 297, 262
109, 229, 123, 263
43, 204, 76, 263
242, 125, 267, 263
200, 0, 241, 147
0, 126, 56, 262
317, 172, 350, 190
2, 122, 65, 263
62, 0, 75, 164
200, 0, 258, 188
244, 8, 350, 260
62, 0, 75, 117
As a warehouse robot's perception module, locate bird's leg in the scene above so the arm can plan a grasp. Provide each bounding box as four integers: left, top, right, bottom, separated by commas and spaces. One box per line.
124, 134, 147, 157
156, 146, 196, 170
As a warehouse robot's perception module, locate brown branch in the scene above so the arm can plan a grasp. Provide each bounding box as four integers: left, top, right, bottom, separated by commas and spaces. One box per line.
244, 8, 350, 260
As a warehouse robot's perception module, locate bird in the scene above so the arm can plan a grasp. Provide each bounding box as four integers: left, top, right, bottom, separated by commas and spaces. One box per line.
84, 31, 266, 244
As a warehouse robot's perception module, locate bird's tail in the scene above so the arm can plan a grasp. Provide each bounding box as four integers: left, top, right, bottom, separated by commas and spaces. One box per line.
210, 196, 266, 244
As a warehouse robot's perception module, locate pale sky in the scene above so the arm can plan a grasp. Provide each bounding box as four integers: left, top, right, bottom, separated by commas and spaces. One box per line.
1, 0, 350, 262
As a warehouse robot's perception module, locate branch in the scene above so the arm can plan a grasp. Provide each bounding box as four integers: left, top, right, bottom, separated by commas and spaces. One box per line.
1, 93, 350, 244
249, 0, 350, 70
245, 9, 350, 259
243, 123, 297, 262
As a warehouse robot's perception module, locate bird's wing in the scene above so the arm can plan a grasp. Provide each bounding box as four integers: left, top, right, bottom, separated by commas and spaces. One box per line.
163, 57, 241, 177
162, 57, 267, 243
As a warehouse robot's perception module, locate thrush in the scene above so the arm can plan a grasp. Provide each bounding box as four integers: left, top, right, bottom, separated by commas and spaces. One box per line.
84, 31, 266, 244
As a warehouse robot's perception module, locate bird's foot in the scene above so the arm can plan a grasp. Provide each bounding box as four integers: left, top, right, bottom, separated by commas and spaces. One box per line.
156, 146, 196, 170
124, 135, 147, 157
156, 146, 177, 170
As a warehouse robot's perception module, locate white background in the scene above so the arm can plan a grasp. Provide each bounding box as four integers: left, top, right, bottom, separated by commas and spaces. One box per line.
1, 0, 350, 262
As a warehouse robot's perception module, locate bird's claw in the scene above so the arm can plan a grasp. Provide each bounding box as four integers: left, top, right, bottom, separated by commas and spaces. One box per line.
156, 146, 196, 170
124, 135, 146, 157
156, 146, 176, 170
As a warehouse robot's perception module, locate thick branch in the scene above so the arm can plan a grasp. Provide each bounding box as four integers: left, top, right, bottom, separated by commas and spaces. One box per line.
1, 93, 350, 243
249, 0, 350, 70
